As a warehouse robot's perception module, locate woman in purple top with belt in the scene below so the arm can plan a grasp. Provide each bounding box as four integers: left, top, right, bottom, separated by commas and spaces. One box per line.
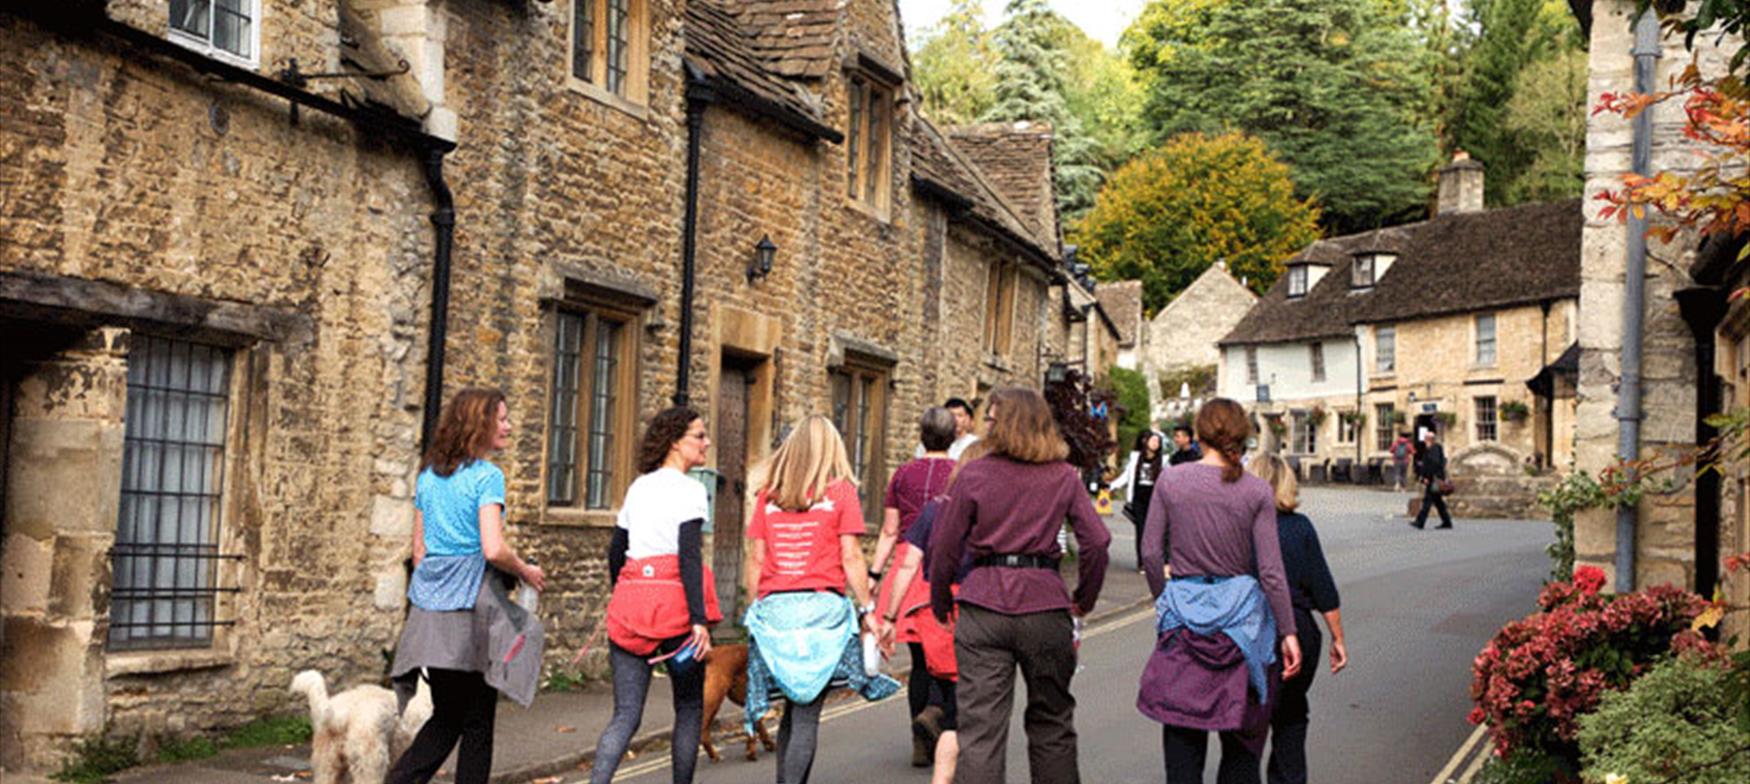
929, 387, 1111, 784
1140, 398, 1301, 784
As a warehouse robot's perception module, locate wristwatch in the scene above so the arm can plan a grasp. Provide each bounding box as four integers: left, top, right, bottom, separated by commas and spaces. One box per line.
868, 569, 882, 582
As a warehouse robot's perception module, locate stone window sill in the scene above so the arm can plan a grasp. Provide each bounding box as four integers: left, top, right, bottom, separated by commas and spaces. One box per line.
843, 199, 892, 226
567, 78, 650, 122
982, 355, 1012, 373
541, 507, 619, 528
106, 648, 234, 677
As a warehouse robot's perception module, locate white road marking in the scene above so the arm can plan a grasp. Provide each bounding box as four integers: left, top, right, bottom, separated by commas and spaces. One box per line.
1429, 724, 1489, 784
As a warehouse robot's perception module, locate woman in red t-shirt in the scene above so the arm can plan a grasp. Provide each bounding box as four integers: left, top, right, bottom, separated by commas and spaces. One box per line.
744, 415, 877, 783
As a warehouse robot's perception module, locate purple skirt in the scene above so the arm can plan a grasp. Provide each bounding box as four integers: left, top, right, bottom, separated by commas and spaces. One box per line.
1137, 627, 1278, 756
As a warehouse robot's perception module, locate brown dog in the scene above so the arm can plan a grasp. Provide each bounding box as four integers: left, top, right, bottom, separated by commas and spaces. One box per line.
700, 642, 778, 762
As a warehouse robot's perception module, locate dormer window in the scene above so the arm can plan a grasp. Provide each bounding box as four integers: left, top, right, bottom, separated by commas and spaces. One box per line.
1352, 255, 1376, 288
1287, 265, 1309, 298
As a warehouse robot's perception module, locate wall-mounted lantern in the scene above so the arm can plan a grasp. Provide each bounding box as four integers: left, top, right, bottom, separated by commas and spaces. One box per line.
748, 235, 777, 284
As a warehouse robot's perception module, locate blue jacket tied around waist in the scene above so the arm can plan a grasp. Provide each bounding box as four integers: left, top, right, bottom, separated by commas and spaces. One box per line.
742, 592, 899, 734
1156, 575, 1278, 697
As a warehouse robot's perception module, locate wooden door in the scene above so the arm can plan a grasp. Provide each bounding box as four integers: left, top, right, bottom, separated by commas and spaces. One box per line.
713, 358, 755, 624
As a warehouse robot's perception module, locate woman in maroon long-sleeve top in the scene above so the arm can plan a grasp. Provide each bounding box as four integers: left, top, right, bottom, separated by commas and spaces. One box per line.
928, 387, 1111, 784
1140, 399, 1301, 783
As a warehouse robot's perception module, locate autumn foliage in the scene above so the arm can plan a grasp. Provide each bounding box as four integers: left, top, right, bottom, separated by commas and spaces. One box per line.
1595, 64, 1750, 245
1073, 131, 1321, 313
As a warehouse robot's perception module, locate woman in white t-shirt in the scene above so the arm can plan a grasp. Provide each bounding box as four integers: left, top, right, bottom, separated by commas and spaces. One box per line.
592, 407, 721, 784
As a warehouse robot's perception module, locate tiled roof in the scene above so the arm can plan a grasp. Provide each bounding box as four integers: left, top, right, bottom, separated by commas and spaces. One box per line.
910, 117, 1060, 268
1094, 280, 1143, 346
684, 1, 836, 140
945, 122, 1058, 245
1219, 200, 1583, 345
731, 0, 841, 80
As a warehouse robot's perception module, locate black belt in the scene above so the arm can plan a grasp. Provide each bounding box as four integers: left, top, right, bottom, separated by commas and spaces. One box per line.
973, 553, 1060, 570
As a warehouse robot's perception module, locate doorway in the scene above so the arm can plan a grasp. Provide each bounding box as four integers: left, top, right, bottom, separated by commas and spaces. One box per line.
712, 354, 759, 625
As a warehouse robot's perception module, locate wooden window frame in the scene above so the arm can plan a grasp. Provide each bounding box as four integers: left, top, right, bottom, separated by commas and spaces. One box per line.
1309, 342, 1326, 383
1287, 266, 1309, 298
1352, 255, 1376, 288
1245, 346, 1259, 385
568, 0, 651, 112
1336, 409, 1358, 444
845, 73, 895, 219
1291, 410, 1317, 455
1475, 313, 1498, 367
1475, 395, 1498, 443
982, 260, 1019, 358
830, 358, 890, 529
1376, 326, 1396, 374
1375, 403, 1396, 451
545, 296, 642, 516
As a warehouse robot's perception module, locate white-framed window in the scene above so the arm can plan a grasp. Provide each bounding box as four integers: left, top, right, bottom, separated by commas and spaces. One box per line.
110, 336, 236, 650
1309, 342, 1326, 383
1287, 266, 1309, 298
168, 0, 259, 67
570, 0, 651, 106
1352, 255, 1376, 288
1245, 346, 1259, 385
1475, 396, 1498, 442
1376, 326, 1396, 374
1291, 410, 1317, 454
1475, 313, 1498, 366
1337, 410, 1358, 444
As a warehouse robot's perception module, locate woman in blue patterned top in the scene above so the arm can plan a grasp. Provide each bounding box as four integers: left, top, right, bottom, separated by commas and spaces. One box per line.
388, 388, 546, 784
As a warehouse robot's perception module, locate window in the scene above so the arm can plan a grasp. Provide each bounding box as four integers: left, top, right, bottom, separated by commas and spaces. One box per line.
846, 74, 894, 215
1338, 410, 1359, 444
982, 261, 1018, 357
1245, 346, 1259, 385
571, 0, 649, 104
1375, 403, 1396, 451
1309, 343, 1326, 383
110, 336, 235, 650
1475, 314, 1497, 366
1287, 266, 1309, 298
1352, 255, 1376, 288
1376, 326, 1396, 374
547, 303, 639, 509
168, 0, 257, 65
1475, 396, 1498, 442
1291, 410, 1318, 455
830, 363, 889, 527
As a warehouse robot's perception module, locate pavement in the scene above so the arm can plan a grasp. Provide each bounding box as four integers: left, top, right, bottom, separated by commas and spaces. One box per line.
102, 530, 1159, 784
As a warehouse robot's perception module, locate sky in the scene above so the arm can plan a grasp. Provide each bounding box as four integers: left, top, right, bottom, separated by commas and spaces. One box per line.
897, 0, 1148, 48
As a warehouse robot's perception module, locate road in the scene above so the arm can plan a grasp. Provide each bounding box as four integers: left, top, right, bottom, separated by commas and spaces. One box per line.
614, 486, 1549, 783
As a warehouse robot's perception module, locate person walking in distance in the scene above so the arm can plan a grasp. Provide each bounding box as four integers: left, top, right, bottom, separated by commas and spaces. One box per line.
929, 387, 1112, 784
917, 397, 981, 460
1109, 430, 1166, 573
388, 389, 547, 784
589, 407, 722, 784
1411, 430, 1454, 530
873, 408, 960, 766
1137, 398, 1301, 784
1389, 431, 1414, 491
1168, 423, 1203, 466
741, 416, 898, 784
1248, 455, 1348, 784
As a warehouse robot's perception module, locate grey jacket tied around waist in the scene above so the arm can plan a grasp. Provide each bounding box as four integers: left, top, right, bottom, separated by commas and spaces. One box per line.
392, 568, 545, 708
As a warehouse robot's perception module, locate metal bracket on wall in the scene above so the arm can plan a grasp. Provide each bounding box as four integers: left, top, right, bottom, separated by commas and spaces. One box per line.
274, 57, 412, 125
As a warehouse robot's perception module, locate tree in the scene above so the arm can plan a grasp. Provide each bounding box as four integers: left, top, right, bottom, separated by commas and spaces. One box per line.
981, 0, 1106, 223
1074, 132, 1322, 313
1502, 47, 1587, 203
1446, 0, 1583, 206
911, 0, 998, 125
1126, 0, 1439, 233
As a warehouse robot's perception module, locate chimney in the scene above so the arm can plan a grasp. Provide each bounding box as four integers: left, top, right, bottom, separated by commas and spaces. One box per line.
1436, 150, 1485, 215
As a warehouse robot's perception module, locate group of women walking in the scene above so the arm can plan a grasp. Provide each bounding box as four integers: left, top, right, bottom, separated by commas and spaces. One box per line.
385, 385, 1347, 784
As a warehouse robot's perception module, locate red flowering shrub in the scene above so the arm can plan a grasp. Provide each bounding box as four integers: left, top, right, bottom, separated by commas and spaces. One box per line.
1468, 569, 1712, 761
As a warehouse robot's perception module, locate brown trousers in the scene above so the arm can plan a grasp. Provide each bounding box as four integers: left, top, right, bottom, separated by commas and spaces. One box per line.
953, 604, 1080, 784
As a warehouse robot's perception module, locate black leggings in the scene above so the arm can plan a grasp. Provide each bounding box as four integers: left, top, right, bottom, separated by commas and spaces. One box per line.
387, 668, 497, 784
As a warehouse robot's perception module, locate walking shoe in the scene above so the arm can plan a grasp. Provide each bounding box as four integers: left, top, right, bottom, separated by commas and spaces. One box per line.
913, 705, 944, 743
911, 735, 931, 767
1409, 521, 1424, 529
1435, 524, 1453, 529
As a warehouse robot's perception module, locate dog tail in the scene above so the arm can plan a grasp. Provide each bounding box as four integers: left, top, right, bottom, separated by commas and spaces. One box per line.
289, 670, 331, 728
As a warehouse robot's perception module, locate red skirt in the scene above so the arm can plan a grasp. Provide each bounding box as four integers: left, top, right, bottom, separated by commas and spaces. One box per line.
605, 555, 722, 656
875, 544, 934, 644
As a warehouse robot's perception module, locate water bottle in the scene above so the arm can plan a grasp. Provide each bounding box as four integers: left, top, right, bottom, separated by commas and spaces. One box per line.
862, 630, 882, 678
518, 559, 539, 614
667, 640, 699, 675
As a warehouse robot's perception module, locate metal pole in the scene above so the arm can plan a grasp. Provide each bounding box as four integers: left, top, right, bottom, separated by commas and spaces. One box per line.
1614, 10, 1661, 592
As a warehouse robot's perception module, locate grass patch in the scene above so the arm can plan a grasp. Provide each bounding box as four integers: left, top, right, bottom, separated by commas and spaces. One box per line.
52, 735, 139, 784
153, 735, 217, 764
543, 669, 590, 693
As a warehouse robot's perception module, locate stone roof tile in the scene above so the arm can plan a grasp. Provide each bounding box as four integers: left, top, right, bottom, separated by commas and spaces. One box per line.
1094, 280, 1143, 346
944, 122, 1057, 246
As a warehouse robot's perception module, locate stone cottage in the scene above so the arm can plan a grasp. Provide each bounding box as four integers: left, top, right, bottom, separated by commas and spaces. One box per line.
1141, 263, 1256, 422
1217, 155, 1581, 507
1094, 279, 1144, 371
1570, 0, 1747, 639
0, 0, 1077, 767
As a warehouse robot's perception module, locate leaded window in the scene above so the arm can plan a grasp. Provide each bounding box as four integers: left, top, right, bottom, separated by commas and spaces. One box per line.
547, 306, 636, 510
571, 0, 648, 103
169, 0, 256, 63
1475, 396, 1498, 443
846, 74, 894, 215
830, 363, 888, 527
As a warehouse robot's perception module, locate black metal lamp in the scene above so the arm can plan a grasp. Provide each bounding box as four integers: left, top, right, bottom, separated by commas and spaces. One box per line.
1046, 361, 1070, 385
748, 235, 776, 284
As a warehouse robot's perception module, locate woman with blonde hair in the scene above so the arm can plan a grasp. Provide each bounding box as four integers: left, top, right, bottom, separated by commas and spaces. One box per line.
1138, 398, 1300, 784
1247, 455, 1346, 784
740, 415, 898, 783
928, 387, 1111, 784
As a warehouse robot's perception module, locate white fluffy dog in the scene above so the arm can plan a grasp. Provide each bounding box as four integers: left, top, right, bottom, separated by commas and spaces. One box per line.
290, 669, 432, 784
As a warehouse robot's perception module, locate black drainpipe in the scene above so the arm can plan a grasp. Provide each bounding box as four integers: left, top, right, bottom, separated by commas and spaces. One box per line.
674, 70, 713, 408
1676, 286, 1727, 601
420, 149, 456, 449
